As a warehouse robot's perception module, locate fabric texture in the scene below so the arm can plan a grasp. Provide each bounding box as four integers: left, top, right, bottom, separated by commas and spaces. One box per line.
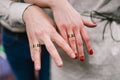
0, 56, 15, 80
51, 0, 120, 80
2, 28, 50, 80
0, 0, 31, 32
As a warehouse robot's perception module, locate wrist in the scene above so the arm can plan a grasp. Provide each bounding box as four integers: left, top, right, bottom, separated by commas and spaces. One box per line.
23, 5, 38, 23
24, 0, 69, 9
49, 0, 69, 10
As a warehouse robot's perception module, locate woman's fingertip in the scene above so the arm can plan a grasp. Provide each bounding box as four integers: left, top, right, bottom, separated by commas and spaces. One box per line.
80, 56, 84, 62
89, 49, 94, 55
75, 53, 79, 59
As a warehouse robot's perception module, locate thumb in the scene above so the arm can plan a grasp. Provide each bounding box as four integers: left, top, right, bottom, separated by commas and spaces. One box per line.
82, 17, 97, 28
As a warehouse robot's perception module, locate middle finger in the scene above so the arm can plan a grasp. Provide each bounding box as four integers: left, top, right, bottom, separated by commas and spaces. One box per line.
74, 29, 84, 61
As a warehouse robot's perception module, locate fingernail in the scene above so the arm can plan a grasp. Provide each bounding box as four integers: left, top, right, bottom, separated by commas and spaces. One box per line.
71, 53, 76, 59
75, 53, 79, 59
58, 61, 63, 67
35, 65, 40, 71
89, 49, 94, 55
80, 56, 84, 62
93, 22, 96, 24
93, 22, 97, 26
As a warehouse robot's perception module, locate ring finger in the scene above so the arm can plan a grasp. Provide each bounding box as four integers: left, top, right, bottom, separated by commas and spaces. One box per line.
67, 27, 77, 58
27, 34, 41, 71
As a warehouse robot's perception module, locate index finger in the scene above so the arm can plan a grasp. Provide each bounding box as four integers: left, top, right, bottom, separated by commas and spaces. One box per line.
43, 36, 63, 67
52, 33, 76, 59
80, 27, 94, 55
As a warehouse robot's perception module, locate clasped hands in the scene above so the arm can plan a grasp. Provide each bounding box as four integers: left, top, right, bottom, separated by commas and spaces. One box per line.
23, 0, 96, 71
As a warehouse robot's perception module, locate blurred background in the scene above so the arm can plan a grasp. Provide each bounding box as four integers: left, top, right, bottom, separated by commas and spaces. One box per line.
0, 25, 15, 80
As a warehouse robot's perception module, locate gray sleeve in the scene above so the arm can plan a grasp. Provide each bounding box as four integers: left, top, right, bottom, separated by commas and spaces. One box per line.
0, 0, 31, 27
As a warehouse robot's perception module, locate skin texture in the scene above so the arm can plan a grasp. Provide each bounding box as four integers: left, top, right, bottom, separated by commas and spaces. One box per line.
25, 0, 96, 57
51, 1, 96, 60
23, 5, 76, 71
23, 0, 97, 70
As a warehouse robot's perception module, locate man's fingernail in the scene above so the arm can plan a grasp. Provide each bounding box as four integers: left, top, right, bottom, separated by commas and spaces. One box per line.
35, 65, 40, 71
80, 56, 84, 62
89, 49, 94, 55
58, 61, 63, 67
75, 53, 79, 59
71, 53, 76, 59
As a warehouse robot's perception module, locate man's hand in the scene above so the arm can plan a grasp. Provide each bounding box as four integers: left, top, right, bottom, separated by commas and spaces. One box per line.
23, 5, 75, 71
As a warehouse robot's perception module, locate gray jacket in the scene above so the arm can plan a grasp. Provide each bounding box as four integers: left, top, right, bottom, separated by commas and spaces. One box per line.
0, 0, 31, 32
51, 0, 120, 80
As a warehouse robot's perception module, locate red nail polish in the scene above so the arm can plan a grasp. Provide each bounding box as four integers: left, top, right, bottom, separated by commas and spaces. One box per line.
75, 53, 78, 59
80, 56, 84, 62
89, 49, 94, 55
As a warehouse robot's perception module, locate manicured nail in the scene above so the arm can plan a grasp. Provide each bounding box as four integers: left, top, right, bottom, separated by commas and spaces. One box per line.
89, 49, 94, 55
75, 53, 79, 59
80, 56, 84, 62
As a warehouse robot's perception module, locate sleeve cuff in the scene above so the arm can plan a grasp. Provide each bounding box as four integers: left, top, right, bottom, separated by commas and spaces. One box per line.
9, 2, 32, 24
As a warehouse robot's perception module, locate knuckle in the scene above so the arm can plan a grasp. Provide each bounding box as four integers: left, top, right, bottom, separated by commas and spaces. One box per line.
62, 36, 68, 42
47, 45, 52, 49
77, 41, 83, 46
66, 25, 70, 30
72, 25, 77, 30
80, 26, 84, 32
80, 25, 84, 29
79, 23, 84, 28
33, 48, 39, 52
72, 23, 77, 29
85, 37, 90, 43
59, 23, 66, 29
60, 40, 65, 46
79, 21, 84, 26
67, 23, 76, 30
47, 45, 54, 53
64, 38, 68, 42
69, 38, 75, 43
35, 30, 44, 36
52, 30, 57, 34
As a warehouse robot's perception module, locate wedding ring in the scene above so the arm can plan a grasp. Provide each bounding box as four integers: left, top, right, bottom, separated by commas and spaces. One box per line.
68, 34, 75, 38
33, 44, 41, 48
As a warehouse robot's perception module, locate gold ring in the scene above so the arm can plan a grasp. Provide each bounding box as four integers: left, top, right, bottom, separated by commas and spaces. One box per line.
68, 34, 75, 38
33, 44, 41, 48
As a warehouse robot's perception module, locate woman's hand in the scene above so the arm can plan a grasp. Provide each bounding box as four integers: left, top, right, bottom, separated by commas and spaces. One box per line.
51, 0, 97, 61
23, 5, 75, 71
